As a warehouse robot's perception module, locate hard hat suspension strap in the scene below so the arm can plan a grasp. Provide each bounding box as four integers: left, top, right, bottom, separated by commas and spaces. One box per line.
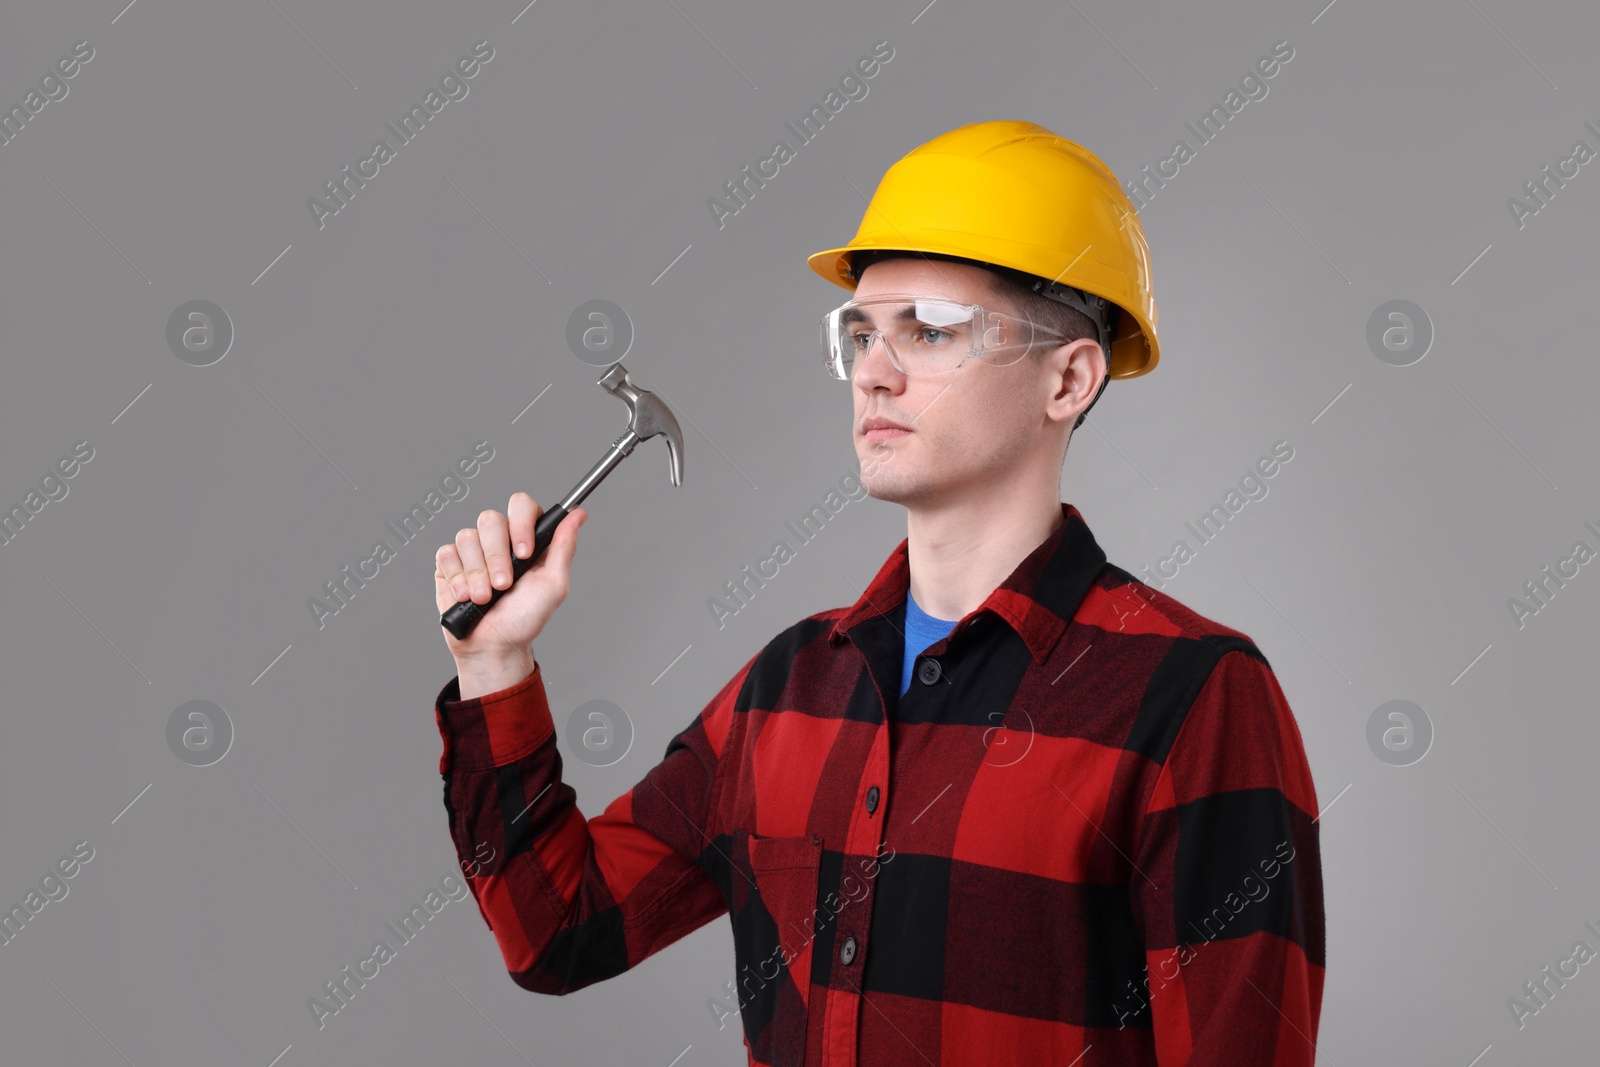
1023, 276, 1121, 363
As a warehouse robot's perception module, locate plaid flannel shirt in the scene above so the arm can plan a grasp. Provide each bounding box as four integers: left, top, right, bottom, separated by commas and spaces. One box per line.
434, 501, 1326, 1066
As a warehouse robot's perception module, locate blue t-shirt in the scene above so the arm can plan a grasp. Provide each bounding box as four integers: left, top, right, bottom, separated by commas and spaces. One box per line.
901, 591, 959, 696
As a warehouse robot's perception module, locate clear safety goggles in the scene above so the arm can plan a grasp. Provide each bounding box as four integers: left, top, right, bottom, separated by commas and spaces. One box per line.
821, 296, 1068, 381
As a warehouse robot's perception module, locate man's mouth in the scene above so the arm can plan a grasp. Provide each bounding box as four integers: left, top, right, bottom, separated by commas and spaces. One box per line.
861, 417, 912, 442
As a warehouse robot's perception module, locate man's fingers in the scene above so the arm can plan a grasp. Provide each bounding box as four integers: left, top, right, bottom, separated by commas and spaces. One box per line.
433, 568, 460, 615
454, 525, 492, 603
507, 493, 538, 560
550, 508, 587, 583
477, 509, 514, 591
435, 543, 469, 604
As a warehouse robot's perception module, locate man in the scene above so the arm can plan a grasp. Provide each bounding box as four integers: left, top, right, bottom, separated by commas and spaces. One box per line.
431, 119, 1325, 1066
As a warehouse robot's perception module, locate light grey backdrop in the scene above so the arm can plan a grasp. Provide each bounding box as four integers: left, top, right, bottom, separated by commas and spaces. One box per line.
2, 0, 1596, 1063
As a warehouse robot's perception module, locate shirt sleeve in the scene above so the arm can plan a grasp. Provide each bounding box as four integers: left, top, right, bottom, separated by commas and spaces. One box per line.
1129, 646, 1327, 1065
434, 653, 752, 994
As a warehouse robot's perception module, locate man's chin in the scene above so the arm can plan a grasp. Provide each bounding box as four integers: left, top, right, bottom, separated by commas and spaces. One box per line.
858, 469, 926, 507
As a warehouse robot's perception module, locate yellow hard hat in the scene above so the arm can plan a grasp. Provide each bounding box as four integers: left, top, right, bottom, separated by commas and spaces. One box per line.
806, 119, 1159, 379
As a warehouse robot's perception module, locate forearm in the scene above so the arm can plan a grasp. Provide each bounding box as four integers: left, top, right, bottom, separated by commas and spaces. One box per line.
437, 664, 602, 992
434, 661, 732, 996
444, 748, 582, 990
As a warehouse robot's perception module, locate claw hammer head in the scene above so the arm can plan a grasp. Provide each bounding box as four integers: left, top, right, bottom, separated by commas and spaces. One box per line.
597, 364, 685, 486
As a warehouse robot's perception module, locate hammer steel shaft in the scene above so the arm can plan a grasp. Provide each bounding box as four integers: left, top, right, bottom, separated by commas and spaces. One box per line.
439, 364, 682, 640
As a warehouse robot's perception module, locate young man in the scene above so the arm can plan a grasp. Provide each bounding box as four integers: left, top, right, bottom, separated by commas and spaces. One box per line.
431, 120, 1325, 1066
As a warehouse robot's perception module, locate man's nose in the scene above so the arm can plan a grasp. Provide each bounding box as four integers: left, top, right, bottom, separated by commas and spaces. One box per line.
852, 332, 905, 390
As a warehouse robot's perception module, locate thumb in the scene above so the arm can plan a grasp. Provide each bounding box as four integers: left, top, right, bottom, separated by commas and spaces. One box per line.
553, 508, 587, 567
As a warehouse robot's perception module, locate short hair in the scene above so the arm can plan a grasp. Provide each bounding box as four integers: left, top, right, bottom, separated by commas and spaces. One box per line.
848, 249, 1110, 429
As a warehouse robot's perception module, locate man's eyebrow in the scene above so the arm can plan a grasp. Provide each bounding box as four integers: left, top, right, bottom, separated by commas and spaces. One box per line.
840, 304, 922, 326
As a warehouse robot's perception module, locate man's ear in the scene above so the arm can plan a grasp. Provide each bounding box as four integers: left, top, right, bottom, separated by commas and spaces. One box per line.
1045, 338, 1106, 424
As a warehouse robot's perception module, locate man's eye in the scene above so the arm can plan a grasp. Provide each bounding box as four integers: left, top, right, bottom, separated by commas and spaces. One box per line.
849, 333, 873, 351
917, 327, 952, 345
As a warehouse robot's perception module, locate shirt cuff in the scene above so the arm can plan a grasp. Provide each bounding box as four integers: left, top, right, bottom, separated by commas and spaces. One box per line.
434, 662, 554, 774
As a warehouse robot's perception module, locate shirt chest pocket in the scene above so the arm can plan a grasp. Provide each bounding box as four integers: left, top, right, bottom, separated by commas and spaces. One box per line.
727, 829, 823, 1067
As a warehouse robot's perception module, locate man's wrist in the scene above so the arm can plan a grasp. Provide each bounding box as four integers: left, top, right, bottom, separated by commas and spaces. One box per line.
455, 645, 536, 701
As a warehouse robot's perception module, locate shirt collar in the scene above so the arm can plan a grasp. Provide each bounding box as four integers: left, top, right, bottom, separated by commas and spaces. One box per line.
827, 501, 1108, 665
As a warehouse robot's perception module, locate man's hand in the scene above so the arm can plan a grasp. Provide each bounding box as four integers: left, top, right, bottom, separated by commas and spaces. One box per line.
434, 493, 588, 699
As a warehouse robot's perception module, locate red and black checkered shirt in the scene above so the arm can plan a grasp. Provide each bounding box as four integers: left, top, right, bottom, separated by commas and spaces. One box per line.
434, 501, 1325, 1066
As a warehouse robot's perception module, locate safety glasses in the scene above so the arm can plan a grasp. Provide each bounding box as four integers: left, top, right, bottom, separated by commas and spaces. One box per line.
821, 296, 1067, 381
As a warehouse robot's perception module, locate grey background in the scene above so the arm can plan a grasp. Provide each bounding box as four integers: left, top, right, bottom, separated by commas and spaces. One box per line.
1, 0, 1595, 1063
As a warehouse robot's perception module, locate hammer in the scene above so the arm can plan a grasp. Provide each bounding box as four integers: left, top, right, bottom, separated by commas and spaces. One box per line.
439, 363, 684, 639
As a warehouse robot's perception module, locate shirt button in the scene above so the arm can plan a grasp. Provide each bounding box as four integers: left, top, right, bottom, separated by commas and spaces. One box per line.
865, 786, 879, 814
840, 935, 857, 965
918, 658, 942, 685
